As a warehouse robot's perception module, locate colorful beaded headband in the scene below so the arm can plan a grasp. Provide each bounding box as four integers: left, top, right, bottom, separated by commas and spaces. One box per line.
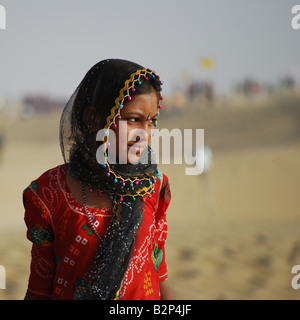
99, 68, 163, 202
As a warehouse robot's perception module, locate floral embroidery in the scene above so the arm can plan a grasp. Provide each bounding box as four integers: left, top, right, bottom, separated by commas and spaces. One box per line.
161, 181, 171, 202
143, 271, 153, 296
29, 224, 54, 247
151, 243, 163, 272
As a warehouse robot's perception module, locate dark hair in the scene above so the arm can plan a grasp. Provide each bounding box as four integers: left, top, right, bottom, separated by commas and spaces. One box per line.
72, 59, 162, 138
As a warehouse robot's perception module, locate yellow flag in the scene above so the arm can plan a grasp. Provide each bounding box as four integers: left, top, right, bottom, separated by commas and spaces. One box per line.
199, 57, 215, 70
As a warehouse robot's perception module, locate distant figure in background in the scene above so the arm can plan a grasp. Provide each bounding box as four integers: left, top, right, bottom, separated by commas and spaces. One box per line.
0, 133, 4, 165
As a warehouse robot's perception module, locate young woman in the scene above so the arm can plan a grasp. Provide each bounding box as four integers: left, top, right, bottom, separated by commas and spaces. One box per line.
23, 59, 175, 300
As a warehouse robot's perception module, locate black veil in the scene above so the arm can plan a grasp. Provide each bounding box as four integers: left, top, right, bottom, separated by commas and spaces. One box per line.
59, 59, 162, 299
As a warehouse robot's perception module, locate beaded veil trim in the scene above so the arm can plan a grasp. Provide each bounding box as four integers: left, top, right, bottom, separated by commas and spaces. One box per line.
99, 68, 164, 202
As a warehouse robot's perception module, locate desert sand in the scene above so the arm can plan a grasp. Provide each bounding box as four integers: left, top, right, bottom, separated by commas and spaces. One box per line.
1, 92, 300, 300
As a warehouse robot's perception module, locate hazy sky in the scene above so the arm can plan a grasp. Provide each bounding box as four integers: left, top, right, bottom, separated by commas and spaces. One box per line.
0, 0, 300, 100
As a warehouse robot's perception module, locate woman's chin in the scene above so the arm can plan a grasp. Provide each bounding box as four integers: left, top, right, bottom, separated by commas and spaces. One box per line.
127, 153, 141, 164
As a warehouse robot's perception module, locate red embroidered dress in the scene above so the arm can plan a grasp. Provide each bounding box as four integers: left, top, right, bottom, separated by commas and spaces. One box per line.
23, 165, 171, 300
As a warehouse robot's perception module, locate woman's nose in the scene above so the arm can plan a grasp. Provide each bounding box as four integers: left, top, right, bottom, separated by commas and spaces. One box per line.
133, 122, 149, 142
141, 120, 151, 134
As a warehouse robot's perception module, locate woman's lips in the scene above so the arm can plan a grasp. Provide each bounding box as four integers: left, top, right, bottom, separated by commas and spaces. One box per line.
128, 143, 147, 153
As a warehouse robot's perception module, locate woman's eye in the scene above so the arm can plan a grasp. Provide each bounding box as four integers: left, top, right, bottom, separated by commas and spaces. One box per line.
125, 117, 158, 126
127, 117, 139, 123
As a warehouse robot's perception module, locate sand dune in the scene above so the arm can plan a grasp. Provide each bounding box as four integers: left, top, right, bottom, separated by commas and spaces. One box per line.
1, 93, 300, 300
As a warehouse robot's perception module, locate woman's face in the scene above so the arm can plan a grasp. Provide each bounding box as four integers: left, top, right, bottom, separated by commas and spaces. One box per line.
110, 87, 159, 164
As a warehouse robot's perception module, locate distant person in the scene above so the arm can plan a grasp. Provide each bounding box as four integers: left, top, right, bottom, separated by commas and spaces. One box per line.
0, 134, 4, 165
23, 59, 175, 300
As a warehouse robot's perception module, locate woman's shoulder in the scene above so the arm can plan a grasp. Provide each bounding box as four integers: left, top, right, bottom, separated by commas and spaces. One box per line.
24, 164, 65, 192
36, 164, 65, 183
145, 169, 171, 221
23, 164, 66, 210
156, 170, 171, 191
153, 169, 171, 204
155, 169, 169, 184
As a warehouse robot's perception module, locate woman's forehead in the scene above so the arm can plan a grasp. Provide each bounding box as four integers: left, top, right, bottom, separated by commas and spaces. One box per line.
122, 90, 159, 114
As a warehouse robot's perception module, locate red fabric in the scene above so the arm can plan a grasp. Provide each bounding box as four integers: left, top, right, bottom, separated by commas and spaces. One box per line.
23, 165, 171, 300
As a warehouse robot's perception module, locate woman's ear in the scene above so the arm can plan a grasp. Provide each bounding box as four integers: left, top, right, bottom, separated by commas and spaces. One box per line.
83, 106, 102, 132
